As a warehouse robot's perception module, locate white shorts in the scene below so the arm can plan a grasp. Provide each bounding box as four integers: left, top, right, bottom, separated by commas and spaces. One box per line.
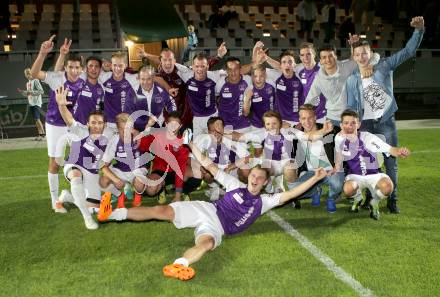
103, 123, 117, 140
63, 164, 101, 200
248, 158, 292, 176
45, 123, 68, 158
170, 201, 224, 249
110, 166, 148, 184
345, 173, 390, 192
193, 112, 218, 138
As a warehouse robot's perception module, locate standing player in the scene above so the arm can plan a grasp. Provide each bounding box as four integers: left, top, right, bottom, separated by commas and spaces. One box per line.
97, 129, 328, 281
174, 53, 223, 137
30, 35, 85, 213
137, 43, 227, 128
346, 16, 424, 213
335, 109, 410, 220
133, 65, 177, 132
215, 57, 253, 133
55, 86, 107, 229
297, 42, 327, 123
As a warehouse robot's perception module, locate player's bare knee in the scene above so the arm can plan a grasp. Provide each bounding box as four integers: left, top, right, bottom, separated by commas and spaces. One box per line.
68, 169, 82, 180
377, 178, 393, 196
196, 235, 215, 251
343, 181, 357, 197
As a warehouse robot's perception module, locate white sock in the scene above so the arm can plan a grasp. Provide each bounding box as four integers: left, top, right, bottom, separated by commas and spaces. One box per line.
109, 208, 128, 221
102, 184, 122, 196
88, 207, 100, 214
70, 177, 93, 221
353, 188, 363, 204
173, 257, 189, 267
374, 188, 387, 200
48, 172, 59, 207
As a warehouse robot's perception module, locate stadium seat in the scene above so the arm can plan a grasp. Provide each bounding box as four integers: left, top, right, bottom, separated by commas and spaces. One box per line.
40, 12, 55, 22
279, 7, 289, 17
9, 4, 18, 14
61, 4, 74, 12
263, 6, 274, 16
184, 4, 196, 14
80, 4, 92, 13
23, 4, 36, 12
42, 4, 56, 13
248, 6, 259, 15
98, 4, 110, 12
20, 11, 35, 22
200, 5, 212, 15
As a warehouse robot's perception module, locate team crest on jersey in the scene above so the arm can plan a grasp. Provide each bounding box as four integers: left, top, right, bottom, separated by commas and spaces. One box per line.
121, 82, 128, 89
293, 81, 300, 87
267, 87, 273, 95
154, 96, 162, 103
239, 83, 246, 92
176, 79, 182, 85
205, 82, 213, 88
97, 89, 103, 96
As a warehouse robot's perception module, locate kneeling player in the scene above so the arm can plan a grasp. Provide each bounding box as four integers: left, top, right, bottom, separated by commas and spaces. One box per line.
55, 86, 107, 230
97, 129, 327, 280
335, 110, 410, 220
100, 113, 149, 208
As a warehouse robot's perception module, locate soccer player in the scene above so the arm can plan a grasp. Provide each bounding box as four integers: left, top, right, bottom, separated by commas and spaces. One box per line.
73, 56, 105, 125
174, 53, 222, 137
297, 42, 327, 123
265, 50, 304, 127
97, 129, 328, 281
224, 110, 332, 193
54, 85, 107, 230
215, 57, 253, 133
188, 116, 250, 200
335, 109, 410, 220
346, 16, 424, 213
30, 35, 85, 213
137, 111, 190, 203
133, 65, 177, 132
287, 104, 343, 212
242, 64, 275, 156
100, 113, 149, 208
137, 43, 227, 128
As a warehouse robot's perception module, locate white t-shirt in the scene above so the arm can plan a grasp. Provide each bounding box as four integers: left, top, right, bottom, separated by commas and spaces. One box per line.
361, 77, 392, 120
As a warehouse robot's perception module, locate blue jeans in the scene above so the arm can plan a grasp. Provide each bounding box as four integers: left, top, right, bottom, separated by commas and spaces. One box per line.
360, 116, 398, 201
288, 171, 345, 200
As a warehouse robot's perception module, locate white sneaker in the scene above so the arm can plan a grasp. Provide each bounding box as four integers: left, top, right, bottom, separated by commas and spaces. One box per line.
84, 216, 99, 230
58, 189, 74, 204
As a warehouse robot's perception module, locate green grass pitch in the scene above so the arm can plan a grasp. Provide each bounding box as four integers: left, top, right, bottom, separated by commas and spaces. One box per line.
1, 129, 439, 297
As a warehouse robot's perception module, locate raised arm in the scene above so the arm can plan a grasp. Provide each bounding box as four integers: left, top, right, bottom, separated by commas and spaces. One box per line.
31, 35, 56, 80
137, 47, 160, 67
54, 38, 72, 71
243, 88, 253, 116
154, 76, 178, 97
55, 85, 74, 127
278, 168, 327, 204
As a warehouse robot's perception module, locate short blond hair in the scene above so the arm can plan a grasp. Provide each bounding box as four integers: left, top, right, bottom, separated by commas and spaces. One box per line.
116, 113, 130, 127
111, 51, 127, 62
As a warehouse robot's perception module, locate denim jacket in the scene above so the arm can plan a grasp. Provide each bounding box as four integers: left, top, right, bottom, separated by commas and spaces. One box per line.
346, 28, 424, 122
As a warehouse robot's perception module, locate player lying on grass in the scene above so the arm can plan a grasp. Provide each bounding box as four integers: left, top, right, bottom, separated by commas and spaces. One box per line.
55, 86, 107, 230
335, 109, 411, 220
97, 129, 328, 281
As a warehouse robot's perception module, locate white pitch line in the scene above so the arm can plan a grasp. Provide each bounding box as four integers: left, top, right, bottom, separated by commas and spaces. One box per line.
0, 174, 47, 181
268, 211, 376, 297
